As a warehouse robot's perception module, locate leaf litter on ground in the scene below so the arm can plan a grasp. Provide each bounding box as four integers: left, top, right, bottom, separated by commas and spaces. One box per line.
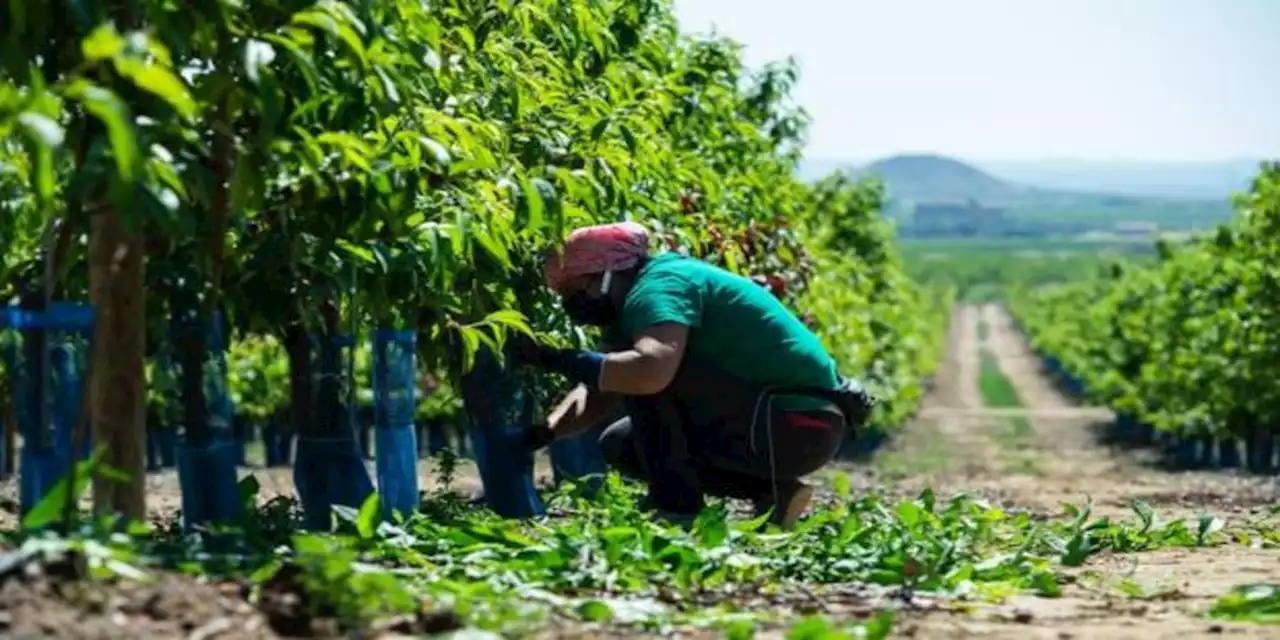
1, 471, 1276, 638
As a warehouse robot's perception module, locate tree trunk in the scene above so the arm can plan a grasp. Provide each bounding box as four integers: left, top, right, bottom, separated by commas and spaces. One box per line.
317, 300, 340, 434
175, 304, 208, 443
285, 320, 314, 437
89, 207, 147, 520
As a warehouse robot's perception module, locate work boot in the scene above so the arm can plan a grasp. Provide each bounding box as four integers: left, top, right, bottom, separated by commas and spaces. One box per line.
753, 481, 815, 531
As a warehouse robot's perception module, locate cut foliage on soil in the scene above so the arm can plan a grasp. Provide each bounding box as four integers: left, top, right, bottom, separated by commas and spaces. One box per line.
4, 305, 1280, 639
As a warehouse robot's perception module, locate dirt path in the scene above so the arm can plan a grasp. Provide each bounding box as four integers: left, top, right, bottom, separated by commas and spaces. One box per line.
865, 304, 1011, 487
861, 303, 1280, 639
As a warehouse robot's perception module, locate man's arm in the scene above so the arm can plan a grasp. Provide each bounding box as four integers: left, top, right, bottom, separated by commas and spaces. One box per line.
597, 322, 688, 395
518, 322, 690, 421
532, 324, 688, 440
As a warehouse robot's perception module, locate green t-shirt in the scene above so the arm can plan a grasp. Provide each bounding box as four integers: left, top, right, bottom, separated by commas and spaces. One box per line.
614, 253, 841, 413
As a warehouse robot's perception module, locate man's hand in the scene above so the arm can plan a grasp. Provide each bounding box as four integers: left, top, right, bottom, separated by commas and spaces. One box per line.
509, 335, 607, 389
510, 334, 550, 369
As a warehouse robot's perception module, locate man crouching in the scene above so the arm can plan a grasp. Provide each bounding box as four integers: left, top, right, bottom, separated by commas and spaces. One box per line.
515, 222, 873, 530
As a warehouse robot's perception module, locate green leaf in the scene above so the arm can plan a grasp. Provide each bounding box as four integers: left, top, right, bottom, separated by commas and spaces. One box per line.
860, 611, 895, 640
237, 475, 261, 507
471, 226, 512, 269
17, 112, 62, 207
22, 446, 105, 530
619, 125, 637, 153
337, 239, 375, 264
419, 135, 451, 166
578, 600, 613, 622
590, 116, 612, 141
110, 48, 197, 119
261, 33, 320, 93
724, 620, 756, 640
896, 501, 923, 528
65, 80, 138, 183
1210, 583, 1280, 623
473, 309, 534, 338
831, 472, 851, 498
356, 493, 380, 539
292, 7, 367, 68
229, 149, 264, 215
1197, 515, 1225, 545
692, 507, 730, 547
518, 173, 544, 231
17, 112, 64, 148
82, 24, 124, 62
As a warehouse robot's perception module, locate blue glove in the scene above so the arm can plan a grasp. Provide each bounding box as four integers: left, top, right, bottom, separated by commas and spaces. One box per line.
512, 336, 606, 390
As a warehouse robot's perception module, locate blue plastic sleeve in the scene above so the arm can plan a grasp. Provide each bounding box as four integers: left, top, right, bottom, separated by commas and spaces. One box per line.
373, 330, 419, 520
176, 437, 242, 530
0, 302, 94, 332
294, 435, 375, 531
463, 345, 545, 519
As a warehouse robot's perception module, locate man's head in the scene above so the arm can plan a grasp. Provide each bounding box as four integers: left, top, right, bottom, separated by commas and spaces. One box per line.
544, 222, 650, 326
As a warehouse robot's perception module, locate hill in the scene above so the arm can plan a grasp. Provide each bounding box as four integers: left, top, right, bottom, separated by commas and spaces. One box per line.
859, 154, 1025, 203
848, 154, 1155, 212
799, 154, 1236, 229
798, 154, 1261, 202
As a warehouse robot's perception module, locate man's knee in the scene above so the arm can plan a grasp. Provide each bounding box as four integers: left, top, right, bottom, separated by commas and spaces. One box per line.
597, 417, 635, 467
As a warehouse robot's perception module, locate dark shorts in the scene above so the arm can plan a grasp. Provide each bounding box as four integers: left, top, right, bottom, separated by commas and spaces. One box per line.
596, 358, 845, 513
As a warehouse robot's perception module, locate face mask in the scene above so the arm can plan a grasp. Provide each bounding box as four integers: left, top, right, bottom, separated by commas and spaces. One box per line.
561, 270, 617, 326
562, 292, 616, 326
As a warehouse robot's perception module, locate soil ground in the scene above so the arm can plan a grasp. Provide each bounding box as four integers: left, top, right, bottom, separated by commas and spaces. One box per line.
2, 303, 1278, 638
848, 303, 1280, 639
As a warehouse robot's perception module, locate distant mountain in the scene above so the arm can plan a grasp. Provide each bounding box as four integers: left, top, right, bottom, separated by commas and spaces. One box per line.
858, 154, 1023, 203
797, 155, 1265, 201
814, 153, 1136, 211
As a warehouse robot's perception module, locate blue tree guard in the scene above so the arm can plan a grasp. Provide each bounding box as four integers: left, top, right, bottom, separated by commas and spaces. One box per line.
463, 345, 545, 519
0, 303, 94, 517
50, 345, 93, 461
1219, 437, 1242, 468
171, 312, 242, 530
293, 334, 375, 531
373, 330, 420, 521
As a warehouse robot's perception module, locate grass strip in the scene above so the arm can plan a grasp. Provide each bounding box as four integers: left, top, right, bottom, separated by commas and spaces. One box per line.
978, 347, 1024, 408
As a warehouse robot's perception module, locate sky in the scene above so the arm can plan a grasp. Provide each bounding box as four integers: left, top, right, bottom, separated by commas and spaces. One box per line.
672, 0, 1280, 162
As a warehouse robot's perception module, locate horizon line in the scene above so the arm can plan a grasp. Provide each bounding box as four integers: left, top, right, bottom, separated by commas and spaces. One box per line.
803, 154, 1276, 165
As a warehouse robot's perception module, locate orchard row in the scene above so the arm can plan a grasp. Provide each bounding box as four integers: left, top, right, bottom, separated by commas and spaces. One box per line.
1012, 163, 1280, 470
0, 0, 948, 518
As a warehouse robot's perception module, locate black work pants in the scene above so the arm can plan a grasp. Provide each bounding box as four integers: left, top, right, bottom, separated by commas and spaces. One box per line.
597, 358, 844, 514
